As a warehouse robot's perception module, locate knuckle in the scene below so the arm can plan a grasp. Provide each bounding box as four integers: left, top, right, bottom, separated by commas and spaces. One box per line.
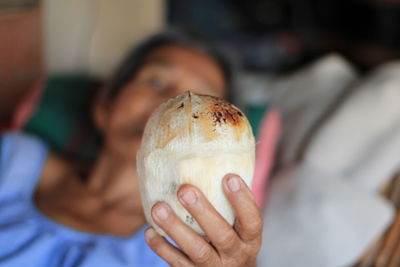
245, 253, 258, 266
222, 258, 243, 267
244, 243, 260, 261
192, 243, 214, 263
172, 256, 190, 267
247, 217, 263, 236
148, 237, 161, 250
221, 247, 256, 267
230, 249, 255, 267
215, 231, 237, 249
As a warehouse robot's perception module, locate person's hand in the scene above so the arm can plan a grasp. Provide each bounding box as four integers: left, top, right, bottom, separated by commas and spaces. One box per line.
144, 174, 262, 267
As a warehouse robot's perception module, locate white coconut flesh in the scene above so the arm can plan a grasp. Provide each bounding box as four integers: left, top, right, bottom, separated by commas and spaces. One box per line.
137, 91, 255, 236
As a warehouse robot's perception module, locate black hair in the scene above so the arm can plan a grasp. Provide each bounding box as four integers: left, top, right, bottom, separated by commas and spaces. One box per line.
107, 28, 235, 101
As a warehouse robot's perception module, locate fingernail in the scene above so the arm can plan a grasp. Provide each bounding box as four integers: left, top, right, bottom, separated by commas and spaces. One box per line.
227, 176, 240, 192
154, 204, 169, 220
179, 189, 197, 205
146, 228, 156, 240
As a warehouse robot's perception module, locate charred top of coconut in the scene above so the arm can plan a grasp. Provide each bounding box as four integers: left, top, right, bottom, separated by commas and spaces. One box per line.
142, 91, 254, 150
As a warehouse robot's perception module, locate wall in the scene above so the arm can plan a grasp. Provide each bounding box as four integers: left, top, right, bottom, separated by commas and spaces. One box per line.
0, 6, 43, 122
0, 0, 164, 122
43, 0, 165, 78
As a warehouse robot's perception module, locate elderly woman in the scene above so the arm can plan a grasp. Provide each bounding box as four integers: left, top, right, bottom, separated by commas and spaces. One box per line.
0, 29, 263, 266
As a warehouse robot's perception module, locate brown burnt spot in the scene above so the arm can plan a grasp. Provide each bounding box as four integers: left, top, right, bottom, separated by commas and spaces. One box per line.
205, 95, 249, 141
154, 92, 251, 147
209, 99, 243, 125
214, 111, 223, 123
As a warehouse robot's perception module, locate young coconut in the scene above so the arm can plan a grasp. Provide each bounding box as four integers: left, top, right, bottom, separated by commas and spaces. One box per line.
137, 91, 255, 236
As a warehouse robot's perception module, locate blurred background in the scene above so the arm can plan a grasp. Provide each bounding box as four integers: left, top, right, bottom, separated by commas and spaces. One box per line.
2, 0, 400, 123
1, 0, 400, 266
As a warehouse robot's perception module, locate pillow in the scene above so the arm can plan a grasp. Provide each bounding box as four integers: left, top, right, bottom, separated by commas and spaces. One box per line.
12, 75, 101, 162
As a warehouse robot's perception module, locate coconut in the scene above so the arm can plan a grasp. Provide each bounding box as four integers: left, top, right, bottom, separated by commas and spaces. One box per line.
137, 91, 255, 236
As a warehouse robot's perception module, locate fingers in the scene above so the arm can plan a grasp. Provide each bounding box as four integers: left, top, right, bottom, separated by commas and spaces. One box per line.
149, 174, 262, 266
145, 228, 193, 267
177, 184, 242, 256
222, 174, 263, 246
151, 202, 219, 266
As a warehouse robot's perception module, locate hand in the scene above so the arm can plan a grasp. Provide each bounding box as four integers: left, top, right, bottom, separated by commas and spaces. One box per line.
145, 174, 263, 267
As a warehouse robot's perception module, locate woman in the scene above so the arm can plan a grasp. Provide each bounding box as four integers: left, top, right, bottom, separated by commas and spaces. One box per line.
0, 29, 263, 266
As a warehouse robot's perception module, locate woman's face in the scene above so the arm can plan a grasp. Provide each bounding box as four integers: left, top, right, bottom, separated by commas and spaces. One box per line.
96, 44, 227, 159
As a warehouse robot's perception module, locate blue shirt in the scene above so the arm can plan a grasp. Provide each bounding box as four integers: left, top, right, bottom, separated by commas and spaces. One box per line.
0, 132, 168, 267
